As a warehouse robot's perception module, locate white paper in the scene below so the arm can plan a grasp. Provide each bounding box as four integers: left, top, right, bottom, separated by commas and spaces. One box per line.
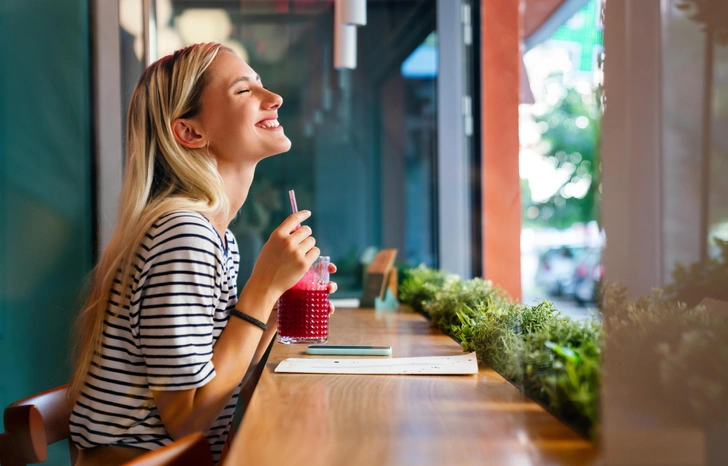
274, 352, 478, 375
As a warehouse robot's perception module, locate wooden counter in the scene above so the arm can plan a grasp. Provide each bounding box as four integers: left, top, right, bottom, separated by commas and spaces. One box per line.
225, 307, 598, 465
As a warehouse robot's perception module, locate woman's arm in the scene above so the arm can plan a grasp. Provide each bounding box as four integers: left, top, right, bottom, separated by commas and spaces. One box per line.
240, 307, 278, 388
151, 210, 317, 440
150, 281, 277, 440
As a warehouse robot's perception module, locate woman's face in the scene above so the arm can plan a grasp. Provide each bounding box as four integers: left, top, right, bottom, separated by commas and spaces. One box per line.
196, 51, 291, 164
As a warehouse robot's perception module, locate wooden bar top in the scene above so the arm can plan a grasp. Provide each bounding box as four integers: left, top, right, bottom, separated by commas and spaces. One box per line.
226, 307, 598, 465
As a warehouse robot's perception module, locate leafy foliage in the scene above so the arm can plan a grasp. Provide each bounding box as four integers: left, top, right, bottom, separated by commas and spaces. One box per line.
665, 238, 728, 307
521, 316, 602, 435
400, 261, 728, 438
400, 267, 602, 438
523, 87, 601, 228
602, 283, 728, 429
399, 266, 456, 315
657, 321, 728, 428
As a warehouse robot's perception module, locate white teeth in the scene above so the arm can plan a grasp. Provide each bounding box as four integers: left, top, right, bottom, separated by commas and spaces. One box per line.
259, 119, 279, 128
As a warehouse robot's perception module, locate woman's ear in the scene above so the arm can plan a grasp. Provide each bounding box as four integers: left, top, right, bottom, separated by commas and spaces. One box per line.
171, 119, 208, 149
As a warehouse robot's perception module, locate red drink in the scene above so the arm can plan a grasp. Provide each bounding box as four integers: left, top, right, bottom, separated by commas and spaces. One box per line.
277, 260, 330, 344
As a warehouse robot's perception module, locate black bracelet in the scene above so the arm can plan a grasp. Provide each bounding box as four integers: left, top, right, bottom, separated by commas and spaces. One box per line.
229, 309, 267, 331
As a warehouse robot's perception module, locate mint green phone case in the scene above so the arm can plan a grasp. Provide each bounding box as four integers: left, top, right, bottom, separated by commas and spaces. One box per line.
306, 345, 392, 356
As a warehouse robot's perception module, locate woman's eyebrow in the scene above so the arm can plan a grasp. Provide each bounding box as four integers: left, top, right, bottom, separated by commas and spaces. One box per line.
229, 74, 261, 88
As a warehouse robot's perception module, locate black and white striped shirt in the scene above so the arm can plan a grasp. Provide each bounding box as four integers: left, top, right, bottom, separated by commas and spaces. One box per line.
70, 211, 241, 463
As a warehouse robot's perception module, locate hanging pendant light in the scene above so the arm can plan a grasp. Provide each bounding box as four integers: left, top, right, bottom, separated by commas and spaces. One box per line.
334, 0, 357, 69
339, 0, 367, 26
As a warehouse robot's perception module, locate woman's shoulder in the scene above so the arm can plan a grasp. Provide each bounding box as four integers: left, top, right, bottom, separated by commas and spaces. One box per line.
151, 209, 212, 232
144, 210, 223, 254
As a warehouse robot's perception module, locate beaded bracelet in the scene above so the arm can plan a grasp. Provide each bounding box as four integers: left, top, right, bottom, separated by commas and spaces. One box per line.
229, 309, 267, 331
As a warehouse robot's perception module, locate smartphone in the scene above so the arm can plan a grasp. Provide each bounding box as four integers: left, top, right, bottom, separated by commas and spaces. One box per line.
306, 345, 392, 356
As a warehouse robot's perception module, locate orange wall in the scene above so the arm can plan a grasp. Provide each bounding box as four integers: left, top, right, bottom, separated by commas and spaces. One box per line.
481, 0, 522, 300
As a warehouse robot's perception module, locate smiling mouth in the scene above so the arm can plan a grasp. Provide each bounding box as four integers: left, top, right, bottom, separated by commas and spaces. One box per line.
256, 119, 281, 129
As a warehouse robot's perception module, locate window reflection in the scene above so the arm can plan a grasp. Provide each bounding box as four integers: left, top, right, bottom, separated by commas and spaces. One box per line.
119, 0, 439, 295
662, 0, 728, 265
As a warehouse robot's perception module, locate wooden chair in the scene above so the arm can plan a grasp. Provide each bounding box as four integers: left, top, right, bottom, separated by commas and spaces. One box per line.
0, 337, 275, 466
122, 433, 212, 466
0, 385, 77, 466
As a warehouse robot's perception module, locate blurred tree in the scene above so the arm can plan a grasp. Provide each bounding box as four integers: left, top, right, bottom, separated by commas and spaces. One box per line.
523, 85, 601, 229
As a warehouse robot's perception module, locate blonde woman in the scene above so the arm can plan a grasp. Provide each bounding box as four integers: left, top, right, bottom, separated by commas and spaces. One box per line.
68, 42, 336, 465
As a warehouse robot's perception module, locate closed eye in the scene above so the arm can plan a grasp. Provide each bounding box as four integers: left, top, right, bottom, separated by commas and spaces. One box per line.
236, 89, 250, 95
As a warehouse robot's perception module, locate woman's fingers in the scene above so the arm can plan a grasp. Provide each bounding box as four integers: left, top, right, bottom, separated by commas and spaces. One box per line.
289, 224, 312, 244
305, 246, 321, 261
328, 262, 337, 274
327, 281, 338, 295
328, 301, 336, 315
279, 210, 311, 235
299, 236, 317, 254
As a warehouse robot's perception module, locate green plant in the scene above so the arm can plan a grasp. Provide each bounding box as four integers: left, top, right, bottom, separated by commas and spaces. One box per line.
403, 267, 602, 438
523, 86, 601, 228
402, 262, 728, 441
399, 265, 457, 315
657, 322, 728, 428
665, 238, 728, 307
603, 284, 711, 389
522, 316, 602, 437
424, 277, 508, 333
602, 283, 728, 430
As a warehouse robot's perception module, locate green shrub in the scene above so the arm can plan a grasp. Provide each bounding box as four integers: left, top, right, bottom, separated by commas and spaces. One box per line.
602, 284, 709, 392
665, 238, 728, 307
522, 316, 602, 437
453, 300, 561, 382
402, 268, 602, 438
603, 283, 728, 429
399, 265, 456, 314
402, 260, 728, 440
424, 277, 508, 333
657, 321, 728, 428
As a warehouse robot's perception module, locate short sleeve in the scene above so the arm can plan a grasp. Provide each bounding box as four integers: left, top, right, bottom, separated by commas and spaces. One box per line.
135, 214, 224, 391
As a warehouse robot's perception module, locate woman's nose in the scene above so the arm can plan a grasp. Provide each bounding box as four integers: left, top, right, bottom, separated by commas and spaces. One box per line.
263, 90, 283, 110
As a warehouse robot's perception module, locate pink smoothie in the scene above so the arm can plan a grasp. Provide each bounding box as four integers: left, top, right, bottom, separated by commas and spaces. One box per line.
277, 271, 329, 342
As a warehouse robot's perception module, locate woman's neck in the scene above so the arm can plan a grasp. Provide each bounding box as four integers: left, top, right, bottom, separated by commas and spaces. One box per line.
211, 159, 257, 238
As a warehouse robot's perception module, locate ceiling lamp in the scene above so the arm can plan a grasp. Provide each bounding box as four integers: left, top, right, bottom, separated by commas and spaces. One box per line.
333, 0, 367, 69
339, 0, 366, 26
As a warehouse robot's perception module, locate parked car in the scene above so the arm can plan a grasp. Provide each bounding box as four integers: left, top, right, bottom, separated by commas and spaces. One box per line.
535, 246, 581, 297
572, 248, 603, 305
535, 246, 603, 304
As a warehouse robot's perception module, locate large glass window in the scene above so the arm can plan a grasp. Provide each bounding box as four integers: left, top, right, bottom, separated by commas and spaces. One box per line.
119, 0, 439, 296
519, 0, 604, 316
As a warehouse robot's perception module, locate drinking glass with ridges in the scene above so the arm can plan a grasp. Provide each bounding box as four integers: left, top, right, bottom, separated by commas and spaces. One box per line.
277, 256, 330, 344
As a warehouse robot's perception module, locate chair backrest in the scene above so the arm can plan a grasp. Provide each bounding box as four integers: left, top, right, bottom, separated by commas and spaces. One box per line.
122, 433, 213, 466
0, 384, 77, 466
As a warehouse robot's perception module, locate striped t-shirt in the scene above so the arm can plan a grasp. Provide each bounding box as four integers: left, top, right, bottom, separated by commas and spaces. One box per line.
70, 211, 241, 463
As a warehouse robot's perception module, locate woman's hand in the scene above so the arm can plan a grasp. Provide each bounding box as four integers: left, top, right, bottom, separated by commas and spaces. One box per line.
327, 262, 338, 315
246, 210, 320, 304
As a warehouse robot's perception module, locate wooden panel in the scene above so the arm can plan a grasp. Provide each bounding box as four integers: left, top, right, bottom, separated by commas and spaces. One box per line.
481, 0, 522, 300
225, 308, 597, 465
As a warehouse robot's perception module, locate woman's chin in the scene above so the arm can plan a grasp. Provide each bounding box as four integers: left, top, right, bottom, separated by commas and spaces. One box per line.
269, 138, 292, 156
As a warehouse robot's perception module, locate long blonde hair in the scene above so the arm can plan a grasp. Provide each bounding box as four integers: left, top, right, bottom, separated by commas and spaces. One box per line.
70, 43, 231, 401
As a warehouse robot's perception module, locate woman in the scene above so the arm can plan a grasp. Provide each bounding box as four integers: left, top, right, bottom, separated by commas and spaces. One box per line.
68, 42, 336, 465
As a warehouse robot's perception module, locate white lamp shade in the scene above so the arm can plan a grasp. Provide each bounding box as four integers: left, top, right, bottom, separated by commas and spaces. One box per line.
334, 21, 357, 69
339, 0, 367, 26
